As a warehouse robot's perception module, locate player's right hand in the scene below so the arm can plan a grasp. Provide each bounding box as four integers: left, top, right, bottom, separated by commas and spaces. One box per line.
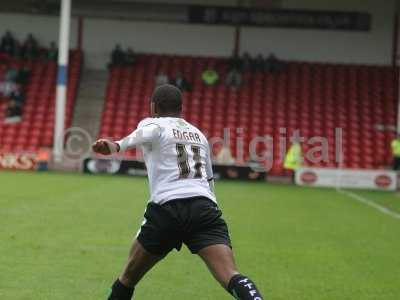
92, 139, 118, 155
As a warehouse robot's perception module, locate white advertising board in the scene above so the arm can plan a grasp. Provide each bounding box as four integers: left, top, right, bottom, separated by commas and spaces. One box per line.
295, 168, 397, 191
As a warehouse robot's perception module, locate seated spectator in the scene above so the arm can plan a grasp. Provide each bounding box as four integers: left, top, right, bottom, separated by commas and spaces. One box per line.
4, 100, 22, 123
22, 34, 39, 60
125, 47, 136, 65
16, 66, 31, 85
110, 44, 125, 66
0, 81, 17, 97
242, 52, 252, 72
13, 40, 21, 59
10, 85, 25, 106
155, 71, 169, 86
228, 52, 242, 71
202, 67, 219, 86
253, 54, 265, 72
0, 31, 16, 55
172, 72, 191, 91
5, 66, 18, 82
225, 68, 242, 89
265, 53, 285, 73
26, 34, 38, 49
46, 41, 58, 61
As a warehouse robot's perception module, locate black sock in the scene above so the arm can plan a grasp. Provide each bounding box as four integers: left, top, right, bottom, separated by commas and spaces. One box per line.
107, 279, 134, 300
228, 274, 264, 300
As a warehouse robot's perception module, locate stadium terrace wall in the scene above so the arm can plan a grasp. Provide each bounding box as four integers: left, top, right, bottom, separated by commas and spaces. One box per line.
0, 13, 79, 49
82, 19, 235, 69
0, 0, 395, 69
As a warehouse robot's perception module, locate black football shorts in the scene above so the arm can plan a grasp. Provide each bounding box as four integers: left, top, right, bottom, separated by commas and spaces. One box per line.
136, 196, 232, 255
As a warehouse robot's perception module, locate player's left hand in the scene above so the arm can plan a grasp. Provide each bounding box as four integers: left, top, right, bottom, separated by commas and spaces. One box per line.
92, 139, 118, 155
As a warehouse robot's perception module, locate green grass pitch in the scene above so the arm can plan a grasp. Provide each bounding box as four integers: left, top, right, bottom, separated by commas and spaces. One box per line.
1, 171, 400, 300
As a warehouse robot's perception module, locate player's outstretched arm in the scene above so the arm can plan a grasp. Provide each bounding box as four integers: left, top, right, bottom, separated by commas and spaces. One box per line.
93, 124, 161, 156
92, 139, 120, 155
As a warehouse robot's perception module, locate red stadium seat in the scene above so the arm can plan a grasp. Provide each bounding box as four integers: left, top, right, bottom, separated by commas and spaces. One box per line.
97, 54, 397, 172
0, 50, 82, 152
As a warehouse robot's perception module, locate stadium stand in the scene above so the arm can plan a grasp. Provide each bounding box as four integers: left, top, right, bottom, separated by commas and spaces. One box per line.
0, 50, 82, 152
99, 53, 397, 176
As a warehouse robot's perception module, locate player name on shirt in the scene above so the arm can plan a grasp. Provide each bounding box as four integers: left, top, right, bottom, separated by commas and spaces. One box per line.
172, 129, 201, 143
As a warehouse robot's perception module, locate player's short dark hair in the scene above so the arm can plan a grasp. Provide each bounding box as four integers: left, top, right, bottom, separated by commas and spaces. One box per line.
151, 84, 182, 115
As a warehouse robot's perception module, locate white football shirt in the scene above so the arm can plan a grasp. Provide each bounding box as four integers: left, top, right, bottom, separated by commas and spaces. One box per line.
116, 117, 216, 204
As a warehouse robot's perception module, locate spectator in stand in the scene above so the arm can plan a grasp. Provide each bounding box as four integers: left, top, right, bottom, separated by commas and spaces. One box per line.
225, 68, 242, 89
253, 54, 265, 72
172, 71, 191, 92
26, 34, 38, 49
5, 66, 18, 82
16, 66, 31, 85
391, 134, 400, 170
13, 40, 21, 59
242, 52, 252, 72
202, 67, 219, 86
110, 44, 125, 66
46, 41, 58, 61
4, 100, 22, 123
10, 85, 25, 106
228, 52, 242, 71
0, 81, 17, 97
0, 31, 16, 55
265, 53, 285, 73
125, 47, 136, 65
22, 34, 39, 60
155, 71, 169, 86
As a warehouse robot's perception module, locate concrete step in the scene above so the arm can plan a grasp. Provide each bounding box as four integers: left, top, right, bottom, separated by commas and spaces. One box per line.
71, 69, 108, 146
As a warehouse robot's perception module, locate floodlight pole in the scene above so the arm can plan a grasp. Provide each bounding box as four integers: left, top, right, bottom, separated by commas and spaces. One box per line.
53, 0, 71, 162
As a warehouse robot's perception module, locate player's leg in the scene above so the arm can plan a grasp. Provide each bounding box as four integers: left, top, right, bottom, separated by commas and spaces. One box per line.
120, 239, 165, 287
198, 244, 264, 300
108, 201, 181, 300
108, 239, 164, 300
198, 244, 238, 288
184, 198, 264, 299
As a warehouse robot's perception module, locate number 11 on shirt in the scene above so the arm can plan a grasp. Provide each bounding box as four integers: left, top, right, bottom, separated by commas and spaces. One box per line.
176, 143, 203, 179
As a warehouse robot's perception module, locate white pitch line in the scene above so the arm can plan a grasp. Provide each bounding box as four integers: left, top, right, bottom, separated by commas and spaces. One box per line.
337, 189, 400, 220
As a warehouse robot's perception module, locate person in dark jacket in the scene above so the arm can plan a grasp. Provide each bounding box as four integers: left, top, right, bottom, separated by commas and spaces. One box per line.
172, 72, 191, 91
47, 41, 58, 61
16, 67, 31, 85
0, 31, 16, 55
10, 86, 25, 106
110, 44, 125, 66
